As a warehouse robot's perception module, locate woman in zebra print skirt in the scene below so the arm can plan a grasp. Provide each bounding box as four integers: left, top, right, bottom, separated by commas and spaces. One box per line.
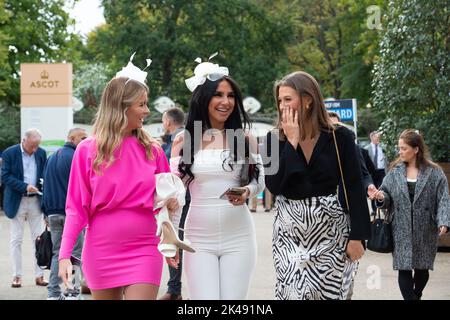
264, 71, 371, 300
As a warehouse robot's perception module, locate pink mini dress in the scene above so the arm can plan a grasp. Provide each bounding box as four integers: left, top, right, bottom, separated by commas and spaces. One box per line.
59, 136, 169, 290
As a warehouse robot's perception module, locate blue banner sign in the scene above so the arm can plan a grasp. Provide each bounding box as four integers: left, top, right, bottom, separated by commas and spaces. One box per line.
324, 99, 356, 122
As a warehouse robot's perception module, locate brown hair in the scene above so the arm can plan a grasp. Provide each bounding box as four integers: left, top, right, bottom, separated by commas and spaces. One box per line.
390, 129, 438, 170
273, 71, 334, 140
92, 77, 157, 174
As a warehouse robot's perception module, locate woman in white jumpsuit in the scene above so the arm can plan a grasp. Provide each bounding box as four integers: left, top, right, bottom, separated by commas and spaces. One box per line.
170, 63, 264, 300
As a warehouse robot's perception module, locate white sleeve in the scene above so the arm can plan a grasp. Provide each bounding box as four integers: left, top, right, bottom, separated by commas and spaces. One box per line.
169, 156, 181, 176
244, 153, 265, 199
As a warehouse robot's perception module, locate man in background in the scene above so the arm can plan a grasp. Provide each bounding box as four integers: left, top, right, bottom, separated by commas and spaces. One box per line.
0, 149, 4, 210
161, 107, 185, 160
1, 128, 47, 288
365, 131, 387, 215
159, 107, 188, 300
43, 128, 87, 300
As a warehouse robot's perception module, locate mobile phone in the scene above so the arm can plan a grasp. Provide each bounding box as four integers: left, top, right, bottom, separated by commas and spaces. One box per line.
219, 187, 246, 200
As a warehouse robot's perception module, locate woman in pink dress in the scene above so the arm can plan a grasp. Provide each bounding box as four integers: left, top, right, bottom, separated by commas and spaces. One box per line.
58, 59, 179, 299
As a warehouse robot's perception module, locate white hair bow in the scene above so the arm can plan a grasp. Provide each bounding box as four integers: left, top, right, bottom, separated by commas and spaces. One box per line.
185, 52, 229, 92
115, 52, 152, 85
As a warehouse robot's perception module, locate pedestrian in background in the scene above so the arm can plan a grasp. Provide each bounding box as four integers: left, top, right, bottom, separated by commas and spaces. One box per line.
159, 106, 190, 300
161, 107, 185, 160
369, 129, 450, 300
1, 128, 47, 288
366, 131, 387, 215
0, 149, 4, 210
42, 128, 87, 300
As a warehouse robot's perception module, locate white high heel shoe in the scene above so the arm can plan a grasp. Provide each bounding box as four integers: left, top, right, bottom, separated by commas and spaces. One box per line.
156, 207, 195, 257
154, 172, 195, 257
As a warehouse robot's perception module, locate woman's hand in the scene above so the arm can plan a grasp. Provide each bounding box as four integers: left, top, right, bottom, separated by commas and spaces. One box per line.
166, 250, 180, 269
281, 107, 300, 148
346, 240, 365, 262
166, 198, 180, 215
58, 258, 73, 289
439, 226, 448, 236
369, 188, 385, 201
367, 184, 377, 199
228, 187, 250, 206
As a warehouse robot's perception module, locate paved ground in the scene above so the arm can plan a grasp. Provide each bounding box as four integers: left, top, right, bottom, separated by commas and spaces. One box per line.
0, 207, 449, 300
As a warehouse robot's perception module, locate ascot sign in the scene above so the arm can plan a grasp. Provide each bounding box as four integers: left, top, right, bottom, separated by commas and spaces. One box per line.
20, 63, 73, 151
29, 70, 60, 88
21, 63, 72, 106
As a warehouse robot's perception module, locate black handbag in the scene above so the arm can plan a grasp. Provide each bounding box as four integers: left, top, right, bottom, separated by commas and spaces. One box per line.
35, 228, 53, 270
240, 157, 255, 187
239, 136, 255, 187
367, 209, 393, 253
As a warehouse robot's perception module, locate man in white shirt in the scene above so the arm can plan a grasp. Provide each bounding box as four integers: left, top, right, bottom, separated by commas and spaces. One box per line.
1, 128, 48, 288
366, 131, 387, 214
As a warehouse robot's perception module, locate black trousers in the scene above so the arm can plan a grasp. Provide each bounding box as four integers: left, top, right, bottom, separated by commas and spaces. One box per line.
398, 269, 429, 300
166, 192, 190, 295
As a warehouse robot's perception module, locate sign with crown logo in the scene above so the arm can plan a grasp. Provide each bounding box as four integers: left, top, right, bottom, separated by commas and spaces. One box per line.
20, 63, 74, 153
20, 63, 72, 107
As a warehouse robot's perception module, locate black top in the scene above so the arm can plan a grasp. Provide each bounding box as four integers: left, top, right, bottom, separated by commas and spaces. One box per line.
407, 181, 416, 203
263, 126, 370, 240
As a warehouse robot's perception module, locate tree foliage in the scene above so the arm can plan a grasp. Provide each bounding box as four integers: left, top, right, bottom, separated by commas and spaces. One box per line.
85, 0, 292, 112
275, 0, 385, 107
0, 0, 10, 98
0, 0, 82, 149
2, 0, 83, 106
372, 0, 449, 161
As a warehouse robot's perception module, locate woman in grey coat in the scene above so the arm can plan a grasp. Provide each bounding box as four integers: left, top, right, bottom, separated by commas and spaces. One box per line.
369, 129, 450, 300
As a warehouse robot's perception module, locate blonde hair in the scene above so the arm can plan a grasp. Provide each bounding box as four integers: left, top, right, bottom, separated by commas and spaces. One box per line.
92, 77, 157, 174
274, 71, 334, 140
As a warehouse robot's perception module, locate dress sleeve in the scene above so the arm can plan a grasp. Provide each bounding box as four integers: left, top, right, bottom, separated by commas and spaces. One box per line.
169, 156, 181, 176
153, 145, 171, 216
59, 142, 92, 260
263, 131, 307, 196
337, 129, 371, 240
154, 145, 170, 174
435, 168, 450, 227
377, 172, 393, 211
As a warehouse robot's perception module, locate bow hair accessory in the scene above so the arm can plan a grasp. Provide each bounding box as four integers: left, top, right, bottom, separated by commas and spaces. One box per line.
116, 52, 152, 85
185, 52, 229, 92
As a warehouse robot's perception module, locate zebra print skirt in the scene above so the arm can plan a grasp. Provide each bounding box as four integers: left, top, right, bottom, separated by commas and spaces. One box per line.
273, 194, 357, 300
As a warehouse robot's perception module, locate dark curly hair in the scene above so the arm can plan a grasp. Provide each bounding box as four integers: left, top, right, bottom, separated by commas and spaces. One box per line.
178, 76, 259, 186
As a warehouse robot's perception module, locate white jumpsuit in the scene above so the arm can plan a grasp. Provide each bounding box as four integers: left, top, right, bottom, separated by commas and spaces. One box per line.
170, 149, 264, 300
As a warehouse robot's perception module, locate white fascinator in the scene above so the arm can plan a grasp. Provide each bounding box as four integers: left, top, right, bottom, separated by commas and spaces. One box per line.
185, 52, 229, 92
115, 52, 152, 85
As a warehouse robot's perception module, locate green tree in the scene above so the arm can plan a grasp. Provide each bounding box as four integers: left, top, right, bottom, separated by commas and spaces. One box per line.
0, 0, 11, 98
372, 0, 449, 162
85, 0, 291, 113
73, 62, 111, 124
0, 0, 83, 148
278, 0, 386, 106
3, 0, 83, 106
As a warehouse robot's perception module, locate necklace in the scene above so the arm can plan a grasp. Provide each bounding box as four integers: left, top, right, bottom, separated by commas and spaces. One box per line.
204, 128, 225, 143
205, 128, 225, 137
